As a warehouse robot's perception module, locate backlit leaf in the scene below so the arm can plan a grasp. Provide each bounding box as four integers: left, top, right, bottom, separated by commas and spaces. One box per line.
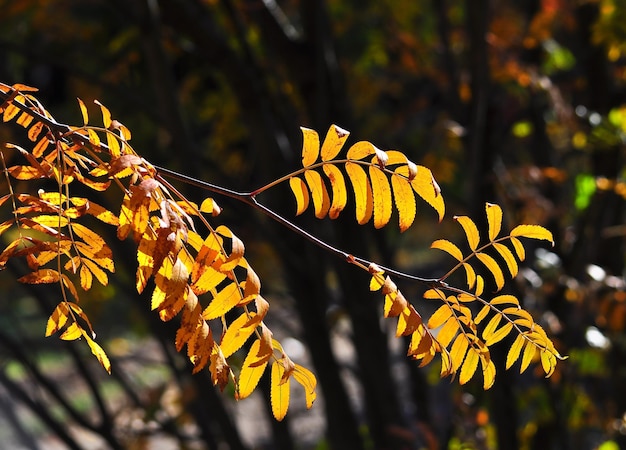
455, 216, 480, 251
485, 322, 513, 346
293, 364, 317, 409
60, 322, 83, 340
237, 339, 269, 400
510, 237, 525, 260
77, 98, 89, 125
391, 174, 416, 231
322, 164, 347, 219
476, 252, 505, 291
428, 304, 452, 329
520, 341, 537, 373
346, 141, 376, 160
482, 314, 502, 341
320, 125, 349, 161
345, 161, 373, 225
459, 347, 479, 385
84, 333, 111, 374
18, 269, 60, 284
271, 361, 291, 421
221, 312, 258, 358
486, 203, 502, 241
493, 243, 518, 277
300, 127, 319, 167
506, 334, 525, 370
46, 302, 70, 336
462, 263, 476, 289
304, 169, 331, 219
431, 239, 463, 261
369, 166, 392, 229
436, 317, 459, 348
450, 334, 469, 371
510, 225, 554, 245
410, 166, 444, 221
289, 176, 310, 216
203, 283, 240, 320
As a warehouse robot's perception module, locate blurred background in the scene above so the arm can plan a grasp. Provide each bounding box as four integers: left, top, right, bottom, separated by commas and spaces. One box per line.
0, 1, 625, 449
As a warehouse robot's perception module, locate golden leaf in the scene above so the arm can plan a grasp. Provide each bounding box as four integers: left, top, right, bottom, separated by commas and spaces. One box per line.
491, 295, 519, 307
455, 216, 480, 251
482, 314, 502, 342
271, 361, 291, 421
293, 364, 317, 409
475, 275, 485, 296
345, 161, 373, 225
60, 322, 83, 340
7, 165, 44, 180
46, 302, 70, 336
540, 350, 556, 377
77, 98, 89, 125
459, 347, 479, 385
237, 339, 269, 400
18, 269, 60, 284
520, 340, 537, 373
436, 317, 459, 348
510, 225, 554, 245
210, 344, 231, 388
485, 203, 502, 241
450, 334, 469, 372
410, 166, 445, 221
485, 322, 513, 346
300, 127, 320, 167
474, 304, 491, 325
423, 288, 446, 300
476, 252, 505, 291
510, 236, 525, 261
289, 177, 309, 216
493, 243, 518, 277
203, 283, 240, 320
322, 164, 347, 219
506, 333, 525, 370
396, 305, 421, 336
428, 304, 453, 329
369, 166, 392, 229
31, 215, 69, 228
320, 125, 349, 161
84, 333, 111, 374
391, 174, 416, 232
462, 263, 477, 289
481, 354, 496, 389
94, 100, 111, 129
346, 141, 376, 160
220, 312, 258, 358
304, 169, 331, 219
82, 258, 109, 286
431, 239, 463, 261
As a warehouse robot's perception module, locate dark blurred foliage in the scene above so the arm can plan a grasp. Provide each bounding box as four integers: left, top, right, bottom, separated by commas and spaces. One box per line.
0, 1, 625, 449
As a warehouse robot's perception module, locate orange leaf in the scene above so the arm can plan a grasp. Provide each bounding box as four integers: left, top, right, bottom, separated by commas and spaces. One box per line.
431, 239, 463, 261
369, 166, 392, 229
322, 163, 347, 219
304, 169, 331, 219
237, 339, 269, 400
289, 176, 309, 216
271, 360, 291, 421
18, 269, 60, 284
391, 174, 416, 232
459, 347, 479, 385
300, 127, 320, 167
345, 161, 373, 225
220, 312, 258, 358
320, 125, 349, 161
203, 283, 240, 320
293, 364, 317, 409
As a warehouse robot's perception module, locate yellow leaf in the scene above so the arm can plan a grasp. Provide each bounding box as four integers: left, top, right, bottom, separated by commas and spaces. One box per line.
506, 334, 525, 370
455, 216, 480, 251
540, 350, 556, 377
475, 275, 485, 296
520, 340, 537, 373
491, 295, 519, 307
431, 239, 463, 261
391, 174, 416, 232
482, 314, 502, 342
221, 313, 258, 358
396, 304, 421, 336
485, 322, 513, 346
436, 317, 459, 348
475, 304, 491, 325
510, 225, 554, 245
428, 304, 452, 329
237, 340, 269, 399
77, 98, 89, 125
46, 302, 70, 336
71, 222, 107, 253
345, 161, 373, 225
293, 364, 317, 409
320, 125, 349, 161
209, 344, 230, 388
31, 215, 69, 228
369, 166, 392, 229
83, 258, 109, 286
322, 164, 347, 219
493, 243, 518, 277
300, 127, 320, 167
476, 252, 505, 291
346, 141, 376, 160
304, 169, 331, 219
94, 100, 111, 129
271, 361, 291, 421
423, 288, 445, 300
7, 165, 44, 180
462, 263, 476, 289
18, 269, 60, 284
203, 283, 240, 320
80, 265, 93, 290
459, 347, 479, 385
410, 166, 445, 221
199, 197, 222, 216
60, 322, 83, 340
87, 128, 100, 147
216, 226, 245, 272
481, 354, 496, 389
84, 333, 111, 374
510, 237, 525, 261
485, 203, 502, 241
289, 176, 309, 216
450, 334, 469, 372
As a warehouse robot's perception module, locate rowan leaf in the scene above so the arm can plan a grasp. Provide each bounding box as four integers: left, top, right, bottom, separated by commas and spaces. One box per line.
436, 317, 459, 348
390, 174, 416, 231
304, 169, 331, 219
462, 263, 477, 289
221, 312, 258, 358
485, 322, 513, 346
322, 163, 347, 219
84, 333, 111, 374
203, 283, 240, 320
455, 216, 480, 251
345, 161, 373, 225
431, 239, 463, 261
293, 364, 317, 409
18, 269, 60, 284
493, 243, 518, 277
450, 334, 469, 372
476, 252, 505, 291
237, 339, 269, 400
77, 98, 89, 125
346, 141, 376, 160
481, 354, 496, 389
369, 166, 392, 229
60, 322, 83, 340
46, 302, 70, 336
482, 314, 502, 342
410, 166, 444, 221
428, 304, 453, 329
486, 203, 502, 241
271, 360, 291, 421
320, 125, 349, 161
289, 176, 309, 216
520, 340, 537, 373
506, 333, 525, 370
300, 127, 320, 167
510, 225, 554, 245
459, 347, 479, 385
510, 236, 525, 261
